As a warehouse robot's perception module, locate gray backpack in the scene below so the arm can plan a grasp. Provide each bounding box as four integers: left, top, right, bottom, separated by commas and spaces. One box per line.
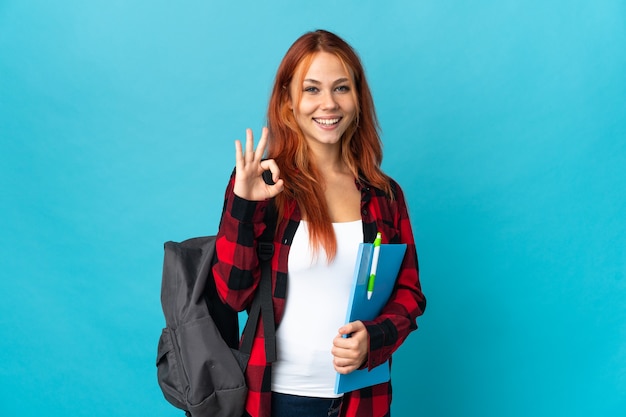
156, 232, 276, 417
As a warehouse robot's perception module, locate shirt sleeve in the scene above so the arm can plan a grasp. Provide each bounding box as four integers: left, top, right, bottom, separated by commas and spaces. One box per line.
212, 171, 272, 312
362, 180, 427, 370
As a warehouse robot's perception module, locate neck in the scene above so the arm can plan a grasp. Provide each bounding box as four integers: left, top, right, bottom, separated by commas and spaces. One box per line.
308, 142, 345, 174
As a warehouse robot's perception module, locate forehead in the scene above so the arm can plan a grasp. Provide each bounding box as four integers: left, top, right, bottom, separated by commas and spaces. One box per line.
295, 51, 353, 83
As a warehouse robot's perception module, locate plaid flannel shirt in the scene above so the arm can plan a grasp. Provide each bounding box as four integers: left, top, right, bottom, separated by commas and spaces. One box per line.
213, 172, 426, 417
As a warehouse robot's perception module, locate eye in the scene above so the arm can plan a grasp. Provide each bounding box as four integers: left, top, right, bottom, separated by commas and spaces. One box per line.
335, 85, 351, 93
303, 86, 319, 93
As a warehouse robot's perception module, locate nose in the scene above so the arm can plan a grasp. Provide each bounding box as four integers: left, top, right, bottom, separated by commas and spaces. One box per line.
320, 91, 339, 110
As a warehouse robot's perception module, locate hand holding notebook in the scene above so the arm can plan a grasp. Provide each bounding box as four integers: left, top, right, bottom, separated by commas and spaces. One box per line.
334, 241, 407, 394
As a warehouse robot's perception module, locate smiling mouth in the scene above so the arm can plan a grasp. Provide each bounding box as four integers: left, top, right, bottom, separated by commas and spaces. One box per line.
313, 117, 341, 126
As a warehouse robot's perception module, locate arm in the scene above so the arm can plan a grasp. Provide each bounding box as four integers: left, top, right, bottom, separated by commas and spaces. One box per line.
332, 181, 426, 373
363, 181, 426, 369
212, 128, 284, 311
212, 175, 270, 311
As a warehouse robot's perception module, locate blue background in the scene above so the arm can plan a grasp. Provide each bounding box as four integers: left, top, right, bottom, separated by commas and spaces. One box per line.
1, 1, 625, 416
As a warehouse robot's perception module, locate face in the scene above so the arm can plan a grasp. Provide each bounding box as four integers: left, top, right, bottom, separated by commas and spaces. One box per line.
288, 52, 357, 150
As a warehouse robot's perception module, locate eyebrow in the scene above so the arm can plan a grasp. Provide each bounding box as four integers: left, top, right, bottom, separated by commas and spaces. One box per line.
303, 77, 350, 85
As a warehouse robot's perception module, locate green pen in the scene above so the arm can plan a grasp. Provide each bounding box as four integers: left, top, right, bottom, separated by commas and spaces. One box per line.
367, 232, 382, 300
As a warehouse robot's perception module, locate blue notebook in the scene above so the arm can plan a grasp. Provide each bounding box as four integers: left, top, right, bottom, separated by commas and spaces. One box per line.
334, 242, 407, 394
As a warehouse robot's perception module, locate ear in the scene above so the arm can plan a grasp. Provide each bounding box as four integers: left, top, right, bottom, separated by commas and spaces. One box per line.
283, 84, 295, 111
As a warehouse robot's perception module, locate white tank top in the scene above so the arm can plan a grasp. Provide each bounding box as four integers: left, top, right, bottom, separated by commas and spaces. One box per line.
271, 220, 363, 398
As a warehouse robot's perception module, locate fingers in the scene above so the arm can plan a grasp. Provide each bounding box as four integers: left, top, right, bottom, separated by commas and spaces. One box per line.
237, 127, 269, 166
255, 127, 269, 161
332, 349, 365, 374
245, 128, 255, 164
338, 320, 365, 336
233, 127, 284, 201
332, 320, 368, 374
234, 139, 244, 171
261, 169, 285, 198
259, 158, 281, 184
245, 127, 269, 164
332, 337, 363, 374
332, 337, 354, 355
333, 360, 358, 374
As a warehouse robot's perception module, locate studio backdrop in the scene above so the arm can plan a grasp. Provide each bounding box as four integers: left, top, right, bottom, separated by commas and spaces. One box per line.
1, 1, 625, 416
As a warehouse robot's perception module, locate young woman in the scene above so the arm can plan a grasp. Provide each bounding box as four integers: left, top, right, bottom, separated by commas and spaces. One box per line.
213, 29, 426, 417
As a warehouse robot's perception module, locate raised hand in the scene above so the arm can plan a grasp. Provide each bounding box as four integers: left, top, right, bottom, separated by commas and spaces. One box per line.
233, 127, 284, 201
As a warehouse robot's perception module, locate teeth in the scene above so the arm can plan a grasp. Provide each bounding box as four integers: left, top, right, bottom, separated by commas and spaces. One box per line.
315, 118, 340, 125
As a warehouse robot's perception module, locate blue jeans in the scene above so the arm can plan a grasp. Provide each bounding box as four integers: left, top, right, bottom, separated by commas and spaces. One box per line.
271, 392, 342, 417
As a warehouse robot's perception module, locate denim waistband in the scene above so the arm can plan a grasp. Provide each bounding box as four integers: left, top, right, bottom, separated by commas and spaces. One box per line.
271, 391, 343, 417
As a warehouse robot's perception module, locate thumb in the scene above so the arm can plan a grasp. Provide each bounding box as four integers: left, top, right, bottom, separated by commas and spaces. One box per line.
266, 178, 285, 198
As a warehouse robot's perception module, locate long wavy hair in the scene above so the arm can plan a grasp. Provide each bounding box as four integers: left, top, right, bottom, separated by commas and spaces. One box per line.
267, 29, 392, 259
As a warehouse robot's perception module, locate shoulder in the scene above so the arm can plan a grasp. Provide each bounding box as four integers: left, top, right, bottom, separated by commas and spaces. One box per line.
363, 175, 405, 202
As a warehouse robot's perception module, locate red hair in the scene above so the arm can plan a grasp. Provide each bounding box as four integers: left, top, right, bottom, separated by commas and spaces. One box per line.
267, 30, 391, 259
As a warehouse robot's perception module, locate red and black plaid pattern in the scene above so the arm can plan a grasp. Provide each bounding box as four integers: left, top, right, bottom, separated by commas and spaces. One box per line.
213, 173, 426, 417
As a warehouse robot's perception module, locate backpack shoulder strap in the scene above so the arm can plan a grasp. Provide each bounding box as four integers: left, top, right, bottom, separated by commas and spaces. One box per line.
240, 200, 277, 363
